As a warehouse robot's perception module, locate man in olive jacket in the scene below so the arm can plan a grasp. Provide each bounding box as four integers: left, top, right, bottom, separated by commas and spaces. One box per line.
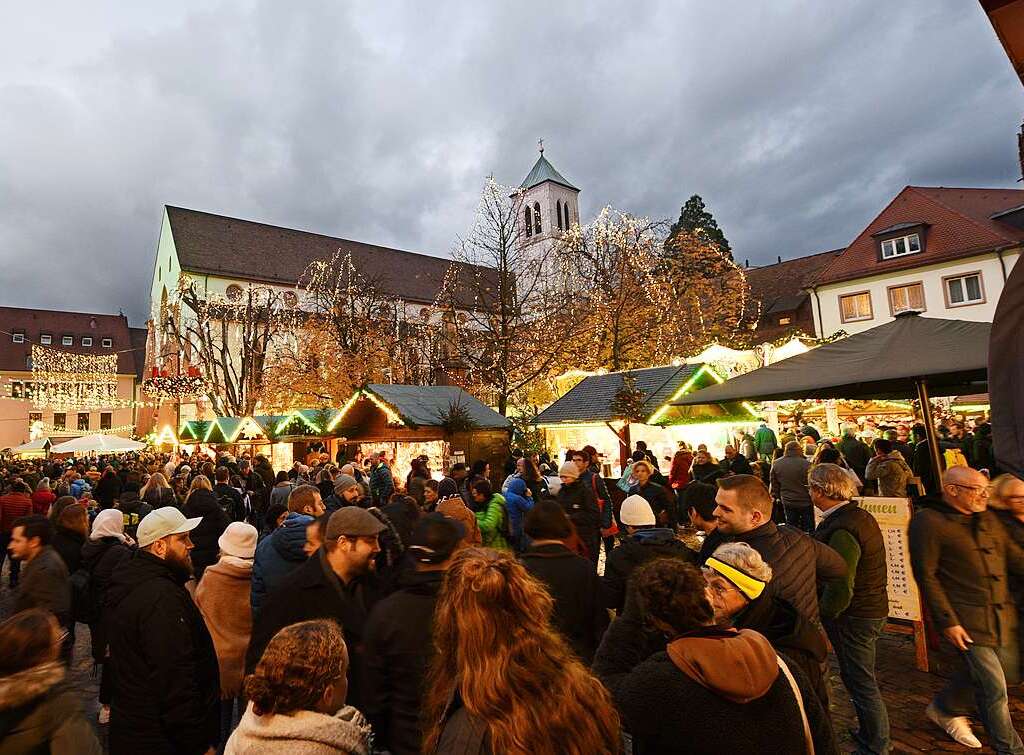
909, 465, 1024, 752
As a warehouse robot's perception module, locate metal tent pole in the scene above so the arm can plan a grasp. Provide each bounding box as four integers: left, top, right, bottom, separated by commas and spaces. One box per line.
915, 378, 943, 490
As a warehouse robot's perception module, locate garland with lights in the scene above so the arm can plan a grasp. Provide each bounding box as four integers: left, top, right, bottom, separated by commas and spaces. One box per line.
30, 345, 120, 410
143, 369, 209, 399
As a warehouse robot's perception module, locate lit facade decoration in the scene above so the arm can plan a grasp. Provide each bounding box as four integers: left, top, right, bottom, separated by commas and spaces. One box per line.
30, 345, 119, 410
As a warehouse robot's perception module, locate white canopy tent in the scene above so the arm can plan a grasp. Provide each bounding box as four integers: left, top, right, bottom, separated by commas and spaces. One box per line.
50, 434, 145, 455
9, 437, 51, 457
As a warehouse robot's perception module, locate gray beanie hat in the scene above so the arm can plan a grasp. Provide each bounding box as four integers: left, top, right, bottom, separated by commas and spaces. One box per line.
334, 474, 359, 496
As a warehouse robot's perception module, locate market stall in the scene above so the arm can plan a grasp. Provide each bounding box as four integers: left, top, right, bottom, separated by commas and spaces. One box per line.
8, 437, 52, 459
50, 433, 145, 455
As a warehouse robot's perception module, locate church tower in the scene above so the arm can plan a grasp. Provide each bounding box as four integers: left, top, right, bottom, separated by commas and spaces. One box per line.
517, 141, 580, 249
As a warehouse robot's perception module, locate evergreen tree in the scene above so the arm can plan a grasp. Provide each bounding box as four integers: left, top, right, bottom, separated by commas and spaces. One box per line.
667, 195, 732, 260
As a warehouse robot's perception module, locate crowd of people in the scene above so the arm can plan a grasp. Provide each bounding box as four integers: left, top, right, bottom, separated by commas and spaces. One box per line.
0, 426, 1022, 754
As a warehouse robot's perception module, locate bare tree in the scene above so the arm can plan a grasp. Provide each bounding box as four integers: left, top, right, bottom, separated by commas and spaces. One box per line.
435, 177, 569, 414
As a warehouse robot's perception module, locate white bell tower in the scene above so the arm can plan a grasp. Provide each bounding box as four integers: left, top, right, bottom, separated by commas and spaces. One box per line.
517, 140, 580, 249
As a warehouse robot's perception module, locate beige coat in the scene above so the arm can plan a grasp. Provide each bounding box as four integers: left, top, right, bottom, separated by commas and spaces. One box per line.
195, 558, 253, 698
436, 497, 483, 546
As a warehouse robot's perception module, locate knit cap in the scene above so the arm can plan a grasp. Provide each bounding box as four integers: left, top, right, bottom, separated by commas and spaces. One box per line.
558, 461, 579, 479
218, 521, 258, 559
620, 494, 656, 527
333, 474, 359, 496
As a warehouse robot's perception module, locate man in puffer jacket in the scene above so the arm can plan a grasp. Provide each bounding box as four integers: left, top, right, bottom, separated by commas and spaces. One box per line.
865, 438, 913, 497
602, 495, 695, 614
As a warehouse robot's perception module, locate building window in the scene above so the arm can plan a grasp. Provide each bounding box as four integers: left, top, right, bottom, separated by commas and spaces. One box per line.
880, 233, 921, 260
81, 336, 93, 346
524, 206, 533, 238
28, 412, 41, 424
100, 412, 112, 430
61, 335, 73, 346
78, 413, 90, 431
887, 282, 925, 314
778, 316, 792, 325
533, 202, 542, 234
556, 200, 563, 230
944, 272, 985, 307
40, 334, 52, 345
839, 291, 873, 323
53, 413, 66, 430
101, 337, 113, 348
11, 330, 24, 343
563, 202, 570, 230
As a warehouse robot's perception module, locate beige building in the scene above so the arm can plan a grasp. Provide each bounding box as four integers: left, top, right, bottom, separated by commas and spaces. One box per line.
0, 307, 145, 450
808, 186, 1024, 337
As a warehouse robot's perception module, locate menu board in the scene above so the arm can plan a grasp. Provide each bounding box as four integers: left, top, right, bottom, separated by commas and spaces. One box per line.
856, 497, 922, 622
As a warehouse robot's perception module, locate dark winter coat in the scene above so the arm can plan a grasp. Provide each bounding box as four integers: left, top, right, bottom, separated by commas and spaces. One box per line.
519, 543, 609, 663
689, 462, 723, 486
769, 454, 812, 509
105, 549, 220, 755
182, 489, 230, 580
50, 525, 85, 575
724, 520, 847, 625
250, 511, 313, 616
602, 528, 696, 614
117, 495, 152, 541
0, 661, 102, 755
629, 481, 677, 528
838, 435, 871, 479
556, 479, 601, 558
996, 509, 1024, 610
909, 497, 1024, 646
245, 549, 383, 711
94, 474, 122, 508
362, 569, 445, 755
369, 462, 395, 505
14, 546, 70, 628
733, 595, 830, 707
81, 536, 131, 661
213, 483, 246, 522
142, 487, 177, 509
593, 619, 837, 755
719, 453, 754, 477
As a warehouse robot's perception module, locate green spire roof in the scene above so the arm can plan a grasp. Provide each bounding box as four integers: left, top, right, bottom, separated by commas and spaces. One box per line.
520, 154, 579, 192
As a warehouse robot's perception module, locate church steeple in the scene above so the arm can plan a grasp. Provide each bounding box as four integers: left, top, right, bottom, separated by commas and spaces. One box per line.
517, 142, 580, 247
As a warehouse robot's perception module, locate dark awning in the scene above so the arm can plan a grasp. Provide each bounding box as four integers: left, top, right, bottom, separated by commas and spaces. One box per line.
672, 312, 989, 405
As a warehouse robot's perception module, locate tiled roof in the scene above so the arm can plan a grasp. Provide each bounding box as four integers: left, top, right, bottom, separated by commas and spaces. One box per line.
0, 306, 141, 375
165, 206, 491, 307
813, 187, 1024, 286
746, 249, 844, 312
535, 365, 701, 425
128, 327, 148, 381
365, 384, 510, 429
519, 154, 579, 192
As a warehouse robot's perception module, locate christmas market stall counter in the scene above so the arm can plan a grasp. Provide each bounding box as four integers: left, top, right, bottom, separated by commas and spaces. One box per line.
534, 363, 758, 475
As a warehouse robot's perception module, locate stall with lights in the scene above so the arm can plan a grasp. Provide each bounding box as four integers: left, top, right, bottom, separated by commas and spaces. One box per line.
535, 364, 759, 476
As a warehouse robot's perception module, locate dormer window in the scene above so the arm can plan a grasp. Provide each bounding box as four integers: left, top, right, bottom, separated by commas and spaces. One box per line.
11, 330, 24, 343
880, 233, 921, 259
40, 334, 52, 345
61, 335, 73, 346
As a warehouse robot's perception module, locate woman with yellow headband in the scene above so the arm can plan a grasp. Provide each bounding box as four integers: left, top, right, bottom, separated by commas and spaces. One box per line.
704, 542, 829, 707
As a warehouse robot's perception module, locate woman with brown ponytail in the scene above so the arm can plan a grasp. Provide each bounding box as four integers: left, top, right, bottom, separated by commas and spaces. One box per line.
422, 547, 620, 754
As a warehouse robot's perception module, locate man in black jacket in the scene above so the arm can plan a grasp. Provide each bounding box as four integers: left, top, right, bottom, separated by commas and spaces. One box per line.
712, 474, 846, 626
212, 465, 245, 522
105, 507, 219, 755
603, 494, 695, 614
556, 461, 601, 570
362, 514, 461, 755
810, 464, 891, 755
520, 500, 609, 663
246, 506, 386, 711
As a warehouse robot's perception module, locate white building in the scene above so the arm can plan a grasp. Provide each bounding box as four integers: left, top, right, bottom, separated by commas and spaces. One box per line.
808, 186, 1024, 337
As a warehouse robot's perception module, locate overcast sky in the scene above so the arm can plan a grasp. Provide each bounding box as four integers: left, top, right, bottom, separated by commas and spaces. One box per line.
1, 0, 1022, 324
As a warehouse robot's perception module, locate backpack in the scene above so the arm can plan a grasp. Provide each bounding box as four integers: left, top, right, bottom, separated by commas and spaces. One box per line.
70, 568, 95, 624
944, 447, 968, 470
219, 493, 246, 523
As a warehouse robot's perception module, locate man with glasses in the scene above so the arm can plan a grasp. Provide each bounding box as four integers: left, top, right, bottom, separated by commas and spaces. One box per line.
105, 507, 220, 755
910, 466, 1024, 752
245, 506, 386, 711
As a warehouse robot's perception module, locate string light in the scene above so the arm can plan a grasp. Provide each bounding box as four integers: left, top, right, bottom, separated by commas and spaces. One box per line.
30, 345, 120, 409
143, 373, 208, 399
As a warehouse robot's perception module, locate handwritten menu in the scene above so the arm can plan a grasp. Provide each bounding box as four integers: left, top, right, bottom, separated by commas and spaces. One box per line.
856, 497, 922, 622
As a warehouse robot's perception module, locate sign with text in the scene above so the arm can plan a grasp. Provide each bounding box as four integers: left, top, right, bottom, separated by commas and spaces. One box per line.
856, 497, 922, 622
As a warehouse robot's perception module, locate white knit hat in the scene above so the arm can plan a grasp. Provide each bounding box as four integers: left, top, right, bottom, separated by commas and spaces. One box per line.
558, 461, 579, 479
620, 494, 656, 527
218, 521, 259, 559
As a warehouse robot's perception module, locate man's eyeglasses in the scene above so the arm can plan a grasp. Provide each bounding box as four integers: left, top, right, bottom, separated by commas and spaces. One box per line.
949, 483, 988, 497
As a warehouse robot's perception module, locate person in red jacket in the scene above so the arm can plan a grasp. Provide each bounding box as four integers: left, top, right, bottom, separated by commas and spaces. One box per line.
31, 479, 56, 517
1, 480, 34, 587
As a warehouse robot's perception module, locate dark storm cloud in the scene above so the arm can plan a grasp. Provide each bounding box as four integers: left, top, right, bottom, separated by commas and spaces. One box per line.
0, 0, 1020, 323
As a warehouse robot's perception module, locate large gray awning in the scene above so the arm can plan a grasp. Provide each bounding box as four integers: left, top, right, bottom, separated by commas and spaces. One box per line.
672, 312, 989, 405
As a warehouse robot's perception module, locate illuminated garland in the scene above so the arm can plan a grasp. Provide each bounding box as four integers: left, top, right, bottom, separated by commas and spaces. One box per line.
143, 374, 208, 399
35, 421, 137, 436
30, 345, 119, 410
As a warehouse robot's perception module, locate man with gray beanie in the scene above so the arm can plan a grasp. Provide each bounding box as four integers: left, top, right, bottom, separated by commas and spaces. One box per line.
245, 506, 387, 710
324, 473, 365, 514
362, 514, 464, 755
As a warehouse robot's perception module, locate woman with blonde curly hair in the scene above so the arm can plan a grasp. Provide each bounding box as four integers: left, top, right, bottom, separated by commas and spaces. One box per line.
422, 547, 620, 754
227, 619, 371, 754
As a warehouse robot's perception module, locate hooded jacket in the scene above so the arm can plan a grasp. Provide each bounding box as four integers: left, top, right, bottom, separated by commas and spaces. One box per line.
196, 558, 254, 699
251, 511, 314, 616
602, 529, 696, 614
81, 535, 131, 661
865, 452, 913, 497
105, 549, 221, 755
557, 478, 601, 554
362, 569, 445, 755
0, 661, 102, 755
182, 489, 231, 580
474, 493, 510, 550
503, 479, 533, 545
50, 525, 86, 575
593, 620, 837, 755
225, 701, 371, 755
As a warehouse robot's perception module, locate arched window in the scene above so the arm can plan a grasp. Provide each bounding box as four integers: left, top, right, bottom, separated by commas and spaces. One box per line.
563, 202, 570, 230
556, 200, 563, 230
533, 201, 542, 234
524, 206, 533, 238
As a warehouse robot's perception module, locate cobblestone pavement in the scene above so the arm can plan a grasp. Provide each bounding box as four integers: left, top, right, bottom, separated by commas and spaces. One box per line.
3, 561, 1023, 753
